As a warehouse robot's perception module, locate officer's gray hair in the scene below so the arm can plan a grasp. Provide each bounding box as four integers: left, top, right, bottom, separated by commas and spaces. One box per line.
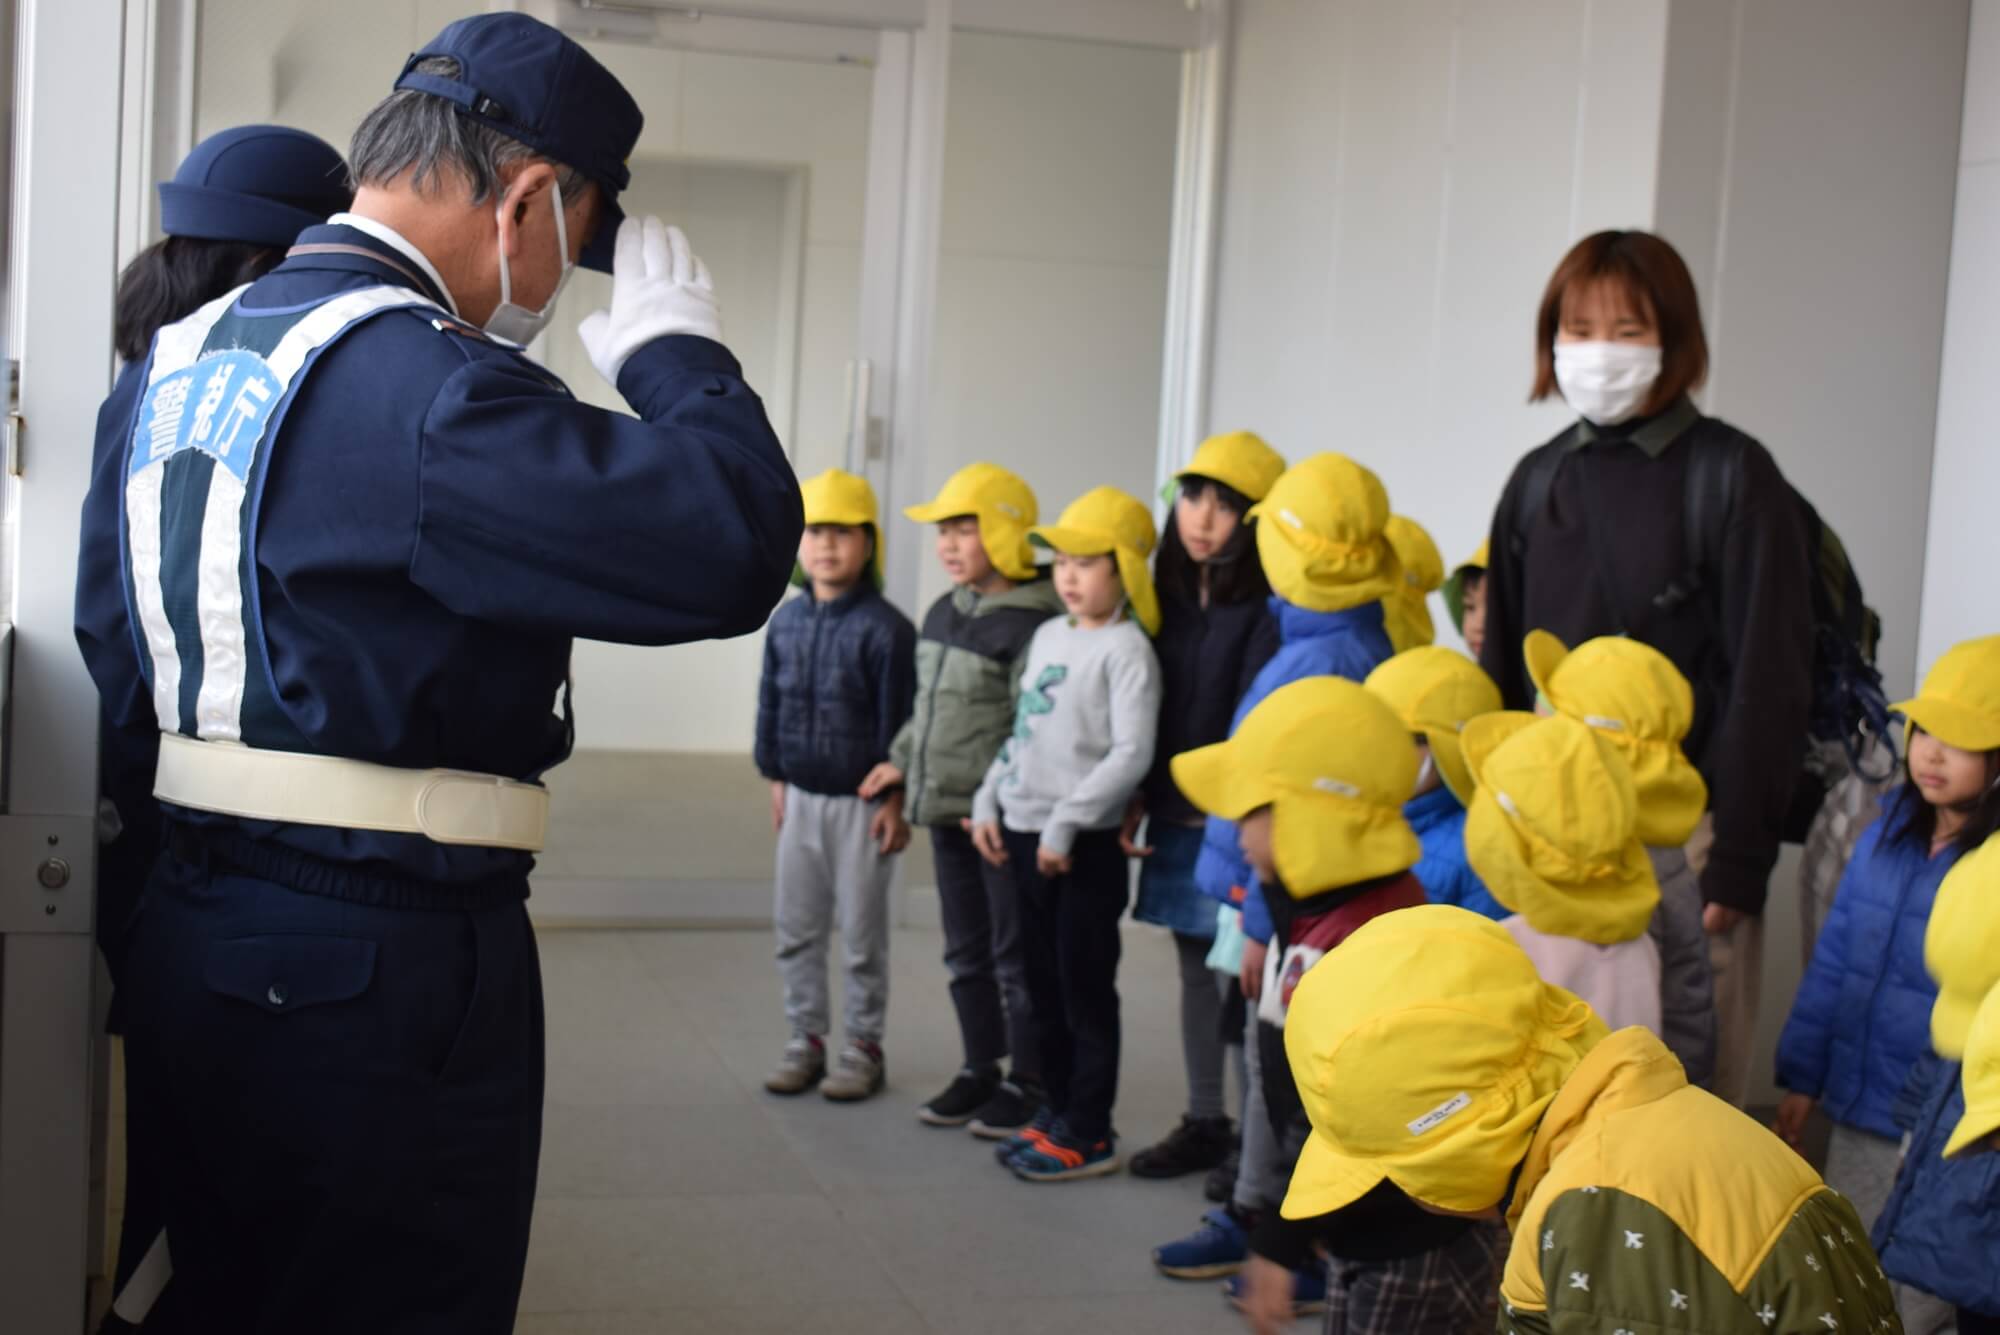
348, 57, 588, 202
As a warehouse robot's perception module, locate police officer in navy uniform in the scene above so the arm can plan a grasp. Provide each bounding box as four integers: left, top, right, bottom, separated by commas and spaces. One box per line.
74, 15, 802, 1332
92, 123, 354, 1334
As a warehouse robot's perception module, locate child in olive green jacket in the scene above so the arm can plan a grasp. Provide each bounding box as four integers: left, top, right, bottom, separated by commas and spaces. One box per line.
859, 462, 1062, 1134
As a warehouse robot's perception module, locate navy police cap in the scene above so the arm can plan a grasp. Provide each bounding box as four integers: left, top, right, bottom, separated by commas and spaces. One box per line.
396, 13, 644, 273
157, 125, 351, 248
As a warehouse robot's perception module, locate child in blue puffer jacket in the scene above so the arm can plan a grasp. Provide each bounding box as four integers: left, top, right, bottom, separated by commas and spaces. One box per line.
1152, 453, 1400, 1315
1776, 637, 2000, 1251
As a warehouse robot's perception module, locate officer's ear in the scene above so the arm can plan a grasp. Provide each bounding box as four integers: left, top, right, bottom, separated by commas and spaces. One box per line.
494, 162, 558, 260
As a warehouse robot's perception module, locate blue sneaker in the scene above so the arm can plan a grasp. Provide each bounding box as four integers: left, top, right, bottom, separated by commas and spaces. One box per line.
1153, 1207, 1250, 1279
1010, 1125, 1121, 1182
992, 1107, 1059, 1167
1223, 1263, 1328, 1318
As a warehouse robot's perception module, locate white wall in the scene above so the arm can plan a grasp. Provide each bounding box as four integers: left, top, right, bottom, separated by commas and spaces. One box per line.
1918, 0, 2000, 678
1207, 0, 1671, 645
1666, 0, 1968, 703
914, 30, 1182, 615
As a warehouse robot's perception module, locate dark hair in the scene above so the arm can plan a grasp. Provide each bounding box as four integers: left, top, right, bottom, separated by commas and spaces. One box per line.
114, 235, 283, 363
1155, 476, 1271, 607
1530, 230, 1709, 418
349, 56, 587, 202
1886, 741, 2000, 857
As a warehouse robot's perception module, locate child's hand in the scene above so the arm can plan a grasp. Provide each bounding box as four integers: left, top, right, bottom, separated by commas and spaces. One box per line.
1240, 938, 1266, 1001
1118, 797, 1152, 858
1772, 1092, 1814, 1151
1233, 1255, 1294, 1335
858, 762, 903, 801
870, 799, 911, 856
964, 818, 1008, 868
1035, 845, 1072, 877
769, 781, 787, 833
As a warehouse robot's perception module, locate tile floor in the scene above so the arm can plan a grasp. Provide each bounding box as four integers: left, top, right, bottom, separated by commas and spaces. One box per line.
520, 922, 1256, 1334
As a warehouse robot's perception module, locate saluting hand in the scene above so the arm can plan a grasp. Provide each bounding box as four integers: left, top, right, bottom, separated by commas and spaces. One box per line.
578, 217, 723, 386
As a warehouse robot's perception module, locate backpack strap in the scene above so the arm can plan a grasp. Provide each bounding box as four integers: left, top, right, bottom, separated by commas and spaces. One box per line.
1508, 429, 1579, 560
1658, 430, 1742, 617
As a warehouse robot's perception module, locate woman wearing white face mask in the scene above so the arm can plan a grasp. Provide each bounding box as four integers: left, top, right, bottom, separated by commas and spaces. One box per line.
1477, 230, 1815, 1112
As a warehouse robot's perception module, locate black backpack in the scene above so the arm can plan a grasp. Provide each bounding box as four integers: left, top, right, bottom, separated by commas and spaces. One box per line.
1513, 431, 1898, 833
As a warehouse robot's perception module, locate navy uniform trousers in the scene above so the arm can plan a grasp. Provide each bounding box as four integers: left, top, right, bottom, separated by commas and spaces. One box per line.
118, 832, 541, 1334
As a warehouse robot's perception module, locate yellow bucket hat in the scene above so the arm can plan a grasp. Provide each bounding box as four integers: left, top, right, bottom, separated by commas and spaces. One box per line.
1280, 904, 1609, 1218
1364, 647, 1502, 807
1926, 834, 2000, 1059
1524, 631, 1709, 848
1462, 712, 1661, 944
1171, 676, 1421, 897
1383, 516, 1444, 653
1945, 981, 2000, 1157
1895, 634, 2000, 752
903, 461, 1039, 582
1177, 430, 1287, 504
1246, 453, 1401, 614
796, 467, 884, 588
1028, 486, 1161, 635
1442, 538, 1490, 630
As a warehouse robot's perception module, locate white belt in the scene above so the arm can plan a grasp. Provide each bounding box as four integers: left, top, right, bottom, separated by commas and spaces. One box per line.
154, 733, 549, 852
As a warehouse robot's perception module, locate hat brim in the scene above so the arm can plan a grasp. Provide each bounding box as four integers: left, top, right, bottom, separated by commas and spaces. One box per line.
1280, 1129, 1388, 1219
1171, 740, 1268, 822
1935, 988, 1985, 1061
1522, 630, 1570, 703
1944, 1098, 2000, 1158
1896, 696, 2000, 752
1426, 729, 1476, 808
157, 182, 332, 249
579, 194, 625, 274
1460, 711, 1539, 785
1027, 525, 1113, 557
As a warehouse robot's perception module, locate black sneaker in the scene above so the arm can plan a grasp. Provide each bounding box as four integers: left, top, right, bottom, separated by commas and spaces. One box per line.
1203, 1146, 1240, 1203
967, 1077, 1045, 1140
1129, 1115, 1236, 1179
917, 1066, 1000, 1127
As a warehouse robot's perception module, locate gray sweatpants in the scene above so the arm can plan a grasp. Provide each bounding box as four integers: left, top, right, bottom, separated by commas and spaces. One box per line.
774, 787, 894, 1044
1234, 996, 1289, 1214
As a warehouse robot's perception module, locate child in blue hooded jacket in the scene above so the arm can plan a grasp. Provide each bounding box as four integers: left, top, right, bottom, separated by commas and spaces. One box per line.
1154, 453, 1400, 1314
1364, 646, 1508, 922
1777, 636, 2000, 1244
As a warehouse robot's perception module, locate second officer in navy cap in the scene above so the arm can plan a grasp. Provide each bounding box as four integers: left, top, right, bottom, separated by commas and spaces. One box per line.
75, 13, 802, 1332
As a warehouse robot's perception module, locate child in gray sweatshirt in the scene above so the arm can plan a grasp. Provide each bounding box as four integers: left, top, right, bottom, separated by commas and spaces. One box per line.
970, 486, 1163, 1182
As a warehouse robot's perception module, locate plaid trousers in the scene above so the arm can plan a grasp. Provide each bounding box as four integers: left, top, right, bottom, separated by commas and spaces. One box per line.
1322, 1221, 1508, 1335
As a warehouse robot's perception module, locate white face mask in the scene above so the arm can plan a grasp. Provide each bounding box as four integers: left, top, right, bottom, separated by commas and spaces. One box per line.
1553, 340, 1663, 427
485, 178, 573, 346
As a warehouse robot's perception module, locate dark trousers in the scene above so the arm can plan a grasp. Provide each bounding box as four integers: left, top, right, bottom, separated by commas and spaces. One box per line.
116, 844, 543, 1334
1002, 826, 1129, 1141
931, 823, 1038, 1077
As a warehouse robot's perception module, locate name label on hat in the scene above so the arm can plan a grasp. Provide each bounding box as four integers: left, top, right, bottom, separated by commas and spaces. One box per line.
1407, 1091, 1471, 1136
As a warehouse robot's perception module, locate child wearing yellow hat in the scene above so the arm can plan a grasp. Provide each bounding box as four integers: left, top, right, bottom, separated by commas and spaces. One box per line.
1164, 677, 1507, 1330
1775, 635, 2000, 1251
1525, 631, 1717, 1088
1274, 904, 1900, 1335
756, 470, 918, 1101
863, 462, 1064, 1133
1157, 453, 1400, 1292
1381, 515, 1444, 654
1127, 430, 1284, 1186
1873, 754, 2000, 1329
1463, 712, 1666, 1036
1364, 646, 1508, 921
1440, 540, 1489, 659
969, 486, 1162, 1182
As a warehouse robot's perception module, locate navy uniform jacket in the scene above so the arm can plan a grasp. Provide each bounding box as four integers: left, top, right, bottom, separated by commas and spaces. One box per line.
75, 224, 803, 909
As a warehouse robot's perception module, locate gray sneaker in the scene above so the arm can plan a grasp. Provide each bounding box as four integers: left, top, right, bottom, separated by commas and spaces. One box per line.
821, 1042, 885, 1102
764, 1037, 826, 1095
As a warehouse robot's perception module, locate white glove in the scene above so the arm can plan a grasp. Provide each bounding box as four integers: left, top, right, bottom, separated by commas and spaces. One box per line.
577, 217, 723, 387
